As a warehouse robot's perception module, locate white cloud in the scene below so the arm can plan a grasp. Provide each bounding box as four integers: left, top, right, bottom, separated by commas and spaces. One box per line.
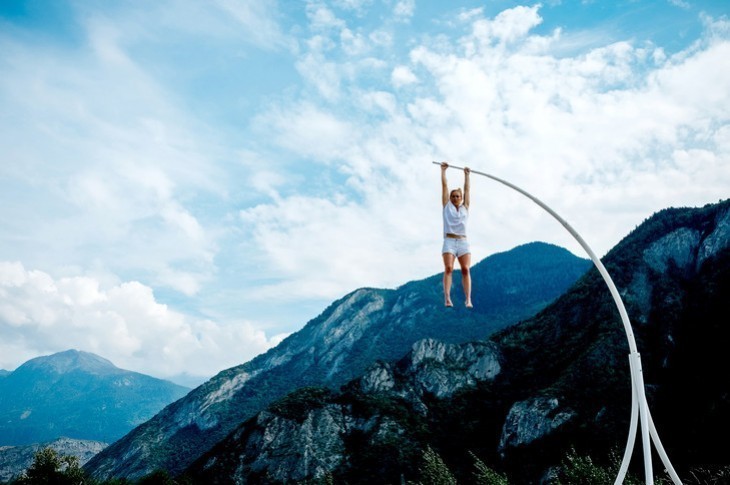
332, 0, 374, 15
254, 102, 358, 161
668, 0, 691, 10
0, 12, 223, 297
393, 0, 415, 20
340, 27, 369, 56
369, 30, 393, 47
391, 65, 418, 87
78, 0, 295, 53
306, 2, 346, 31
0, 262, 280, 378
233, 6, 730, 305
239, 187, 439, 300
296, 50, 343, 100
470, 5, 543, 45
457, 8, 484, 24
214, 0, 293, 50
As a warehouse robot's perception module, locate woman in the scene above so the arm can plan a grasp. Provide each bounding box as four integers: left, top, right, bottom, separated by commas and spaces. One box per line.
441, 162, 472, 308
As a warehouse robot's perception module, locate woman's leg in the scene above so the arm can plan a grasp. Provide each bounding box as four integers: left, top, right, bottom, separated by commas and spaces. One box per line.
442, 252, 455, 307
458, 252, 472, 307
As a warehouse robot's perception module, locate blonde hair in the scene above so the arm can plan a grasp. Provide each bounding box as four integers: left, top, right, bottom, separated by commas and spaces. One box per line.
450, 188, 463, 198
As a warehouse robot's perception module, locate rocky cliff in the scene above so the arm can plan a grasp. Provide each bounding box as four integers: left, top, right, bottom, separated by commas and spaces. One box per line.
190, 338, 503, 483
85, 242, 590, 480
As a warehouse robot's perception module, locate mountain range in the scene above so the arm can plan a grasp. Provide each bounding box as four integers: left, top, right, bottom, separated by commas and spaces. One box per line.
2, 198, 720, 482
183, 199, 730, 483
0, 350, 190, 447
85, 241, 592, 480
81, 198, 730, 483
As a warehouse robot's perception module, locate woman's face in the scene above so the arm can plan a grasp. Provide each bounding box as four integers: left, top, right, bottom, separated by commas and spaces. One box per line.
450, 191, 462, 206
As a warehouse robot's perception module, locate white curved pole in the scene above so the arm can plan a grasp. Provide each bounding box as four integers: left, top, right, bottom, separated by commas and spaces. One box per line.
433, 162, 681, 484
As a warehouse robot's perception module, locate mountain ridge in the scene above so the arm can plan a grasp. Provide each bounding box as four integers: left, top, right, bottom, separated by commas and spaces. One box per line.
185, 199, 730, 483
13, 349, 120, 376
85, 241, 591, 480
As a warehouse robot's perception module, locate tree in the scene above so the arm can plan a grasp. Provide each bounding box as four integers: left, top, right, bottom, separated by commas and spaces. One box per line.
469, 451, 508, 485
414, 446, 457, 485
16, 447, 87, 485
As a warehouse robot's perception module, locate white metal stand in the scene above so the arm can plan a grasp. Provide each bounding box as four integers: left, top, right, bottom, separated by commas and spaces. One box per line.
433, 162, 682, 484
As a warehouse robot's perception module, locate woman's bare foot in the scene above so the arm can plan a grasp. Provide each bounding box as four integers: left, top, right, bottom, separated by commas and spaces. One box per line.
445, 299, 453, 307
465, 300, 473, 308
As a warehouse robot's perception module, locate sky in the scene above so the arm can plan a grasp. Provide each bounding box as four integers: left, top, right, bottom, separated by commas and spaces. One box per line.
0, 0, 728, 386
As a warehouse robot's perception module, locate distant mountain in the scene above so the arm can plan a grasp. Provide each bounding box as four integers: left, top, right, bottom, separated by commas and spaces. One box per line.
0, 350, 190, 446
0, 438, 106, 483
185, 199, 730, 483
85, 242, 591, 480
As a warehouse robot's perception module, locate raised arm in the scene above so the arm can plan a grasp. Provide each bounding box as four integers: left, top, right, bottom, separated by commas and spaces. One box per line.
441, 162, 449, 207
463, 167, 471, 209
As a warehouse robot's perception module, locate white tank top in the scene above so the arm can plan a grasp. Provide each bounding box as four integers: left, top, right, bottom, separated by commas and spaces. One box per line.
443, 201, 468, 236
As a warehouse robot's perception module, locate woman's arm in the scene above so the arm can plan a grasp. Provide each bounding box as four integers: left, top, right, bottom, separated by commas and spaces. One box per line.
463, 167, 471, 209
441, 162, 449, 207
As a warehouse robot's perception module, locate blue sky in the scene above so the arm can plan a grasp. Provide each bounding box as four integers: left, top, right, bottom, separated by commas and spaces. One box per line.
1, 0, 728, 385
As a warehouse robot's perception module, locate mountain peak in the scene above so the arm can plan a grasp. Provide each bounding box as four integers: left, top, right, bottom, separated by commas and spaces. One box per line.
18, 349, 118, 376
0, 350, 190, 447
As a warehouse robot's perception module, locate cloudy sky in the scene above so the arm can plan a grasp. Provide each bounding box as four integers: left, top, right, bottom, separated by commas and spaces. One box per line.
1, 0, 728, 385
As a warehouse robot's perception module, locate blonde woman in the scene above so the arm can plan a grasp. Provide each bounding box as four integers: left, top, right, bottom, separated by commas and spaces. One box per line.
440, 162, 472, 308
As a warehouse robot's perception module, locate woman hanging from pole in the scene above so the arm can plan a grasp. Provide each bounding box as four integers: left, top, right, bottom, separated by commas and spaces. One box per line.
441, 162, 472, 308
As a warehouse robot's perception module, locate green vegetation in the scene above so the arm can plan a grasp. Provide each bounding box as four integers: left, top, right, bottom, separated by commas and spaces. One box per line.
4, 445, 729, 484
405, 446, 730, 485
412, 446, 457, 485
553, 448, 640, 485
469, 452, 509, 485
10, 447, 88, 485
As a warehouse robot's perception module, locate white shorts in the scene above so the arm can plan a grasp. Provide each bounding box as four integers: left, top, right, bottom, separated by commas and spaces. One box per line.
442, 237, 471, 258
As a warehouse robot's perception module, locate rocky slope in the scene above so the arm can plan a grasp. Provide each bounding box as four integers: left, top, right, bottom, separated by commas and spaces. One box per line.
85, 242, 590, 480
0, 438, 106, 482
186, 199, 730, 483
190, 338, 502, 483
0, 350, 190, 446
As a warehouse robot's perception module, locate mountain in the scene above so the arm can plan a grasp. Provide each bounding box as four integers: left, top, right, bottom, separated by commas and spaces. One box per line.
0, 438, 106, 483
85, 242, 591, 480
0, 371, 8, 379
185, 199, 730, 483
0, 350, 190, 446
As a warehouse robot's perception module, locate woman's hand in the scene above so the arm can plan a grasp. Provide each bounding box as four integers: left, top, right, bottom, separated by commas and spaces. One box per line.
441, 162, 449, 170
